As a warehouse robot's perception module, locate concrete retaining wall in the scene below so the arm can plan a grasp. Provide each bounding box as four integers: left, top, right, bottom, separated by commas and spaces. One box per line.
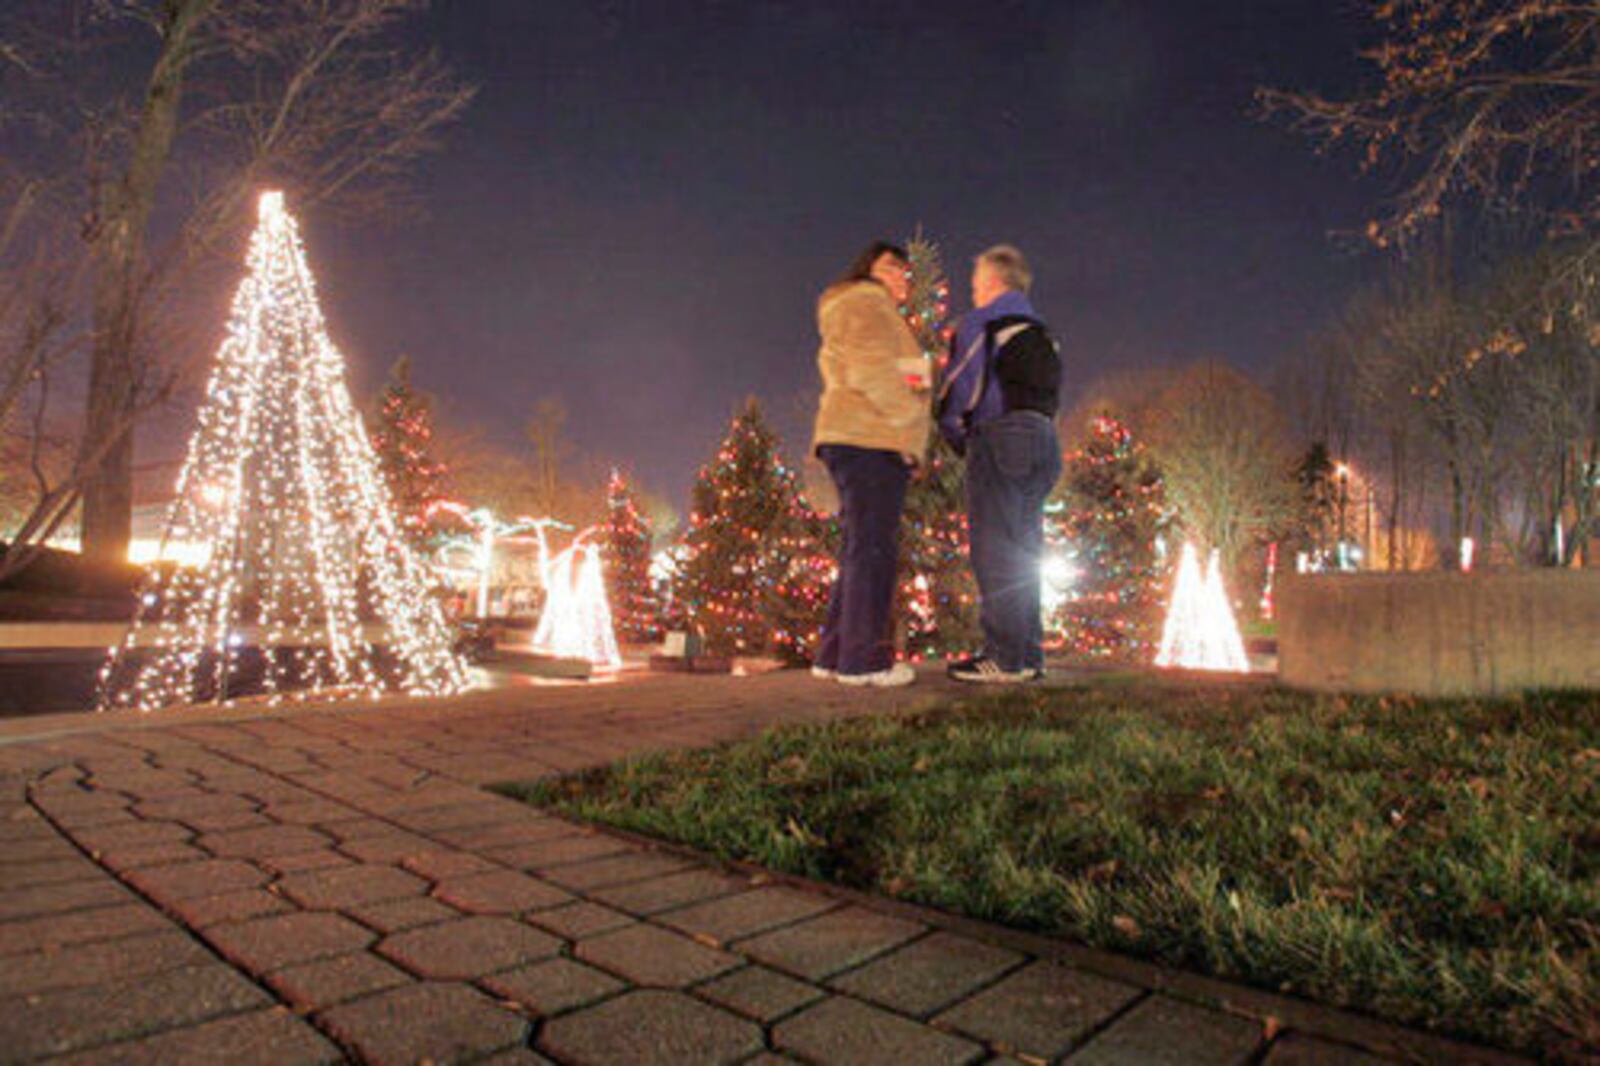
1278, 570, 1600, 695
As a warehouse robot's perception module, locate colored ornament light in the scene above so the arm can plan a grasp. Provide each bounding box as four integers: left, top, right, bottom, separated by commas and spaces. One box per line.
99, 191, 469, 710
1154, 543, 1250, 673
1259, 542, 1278, 621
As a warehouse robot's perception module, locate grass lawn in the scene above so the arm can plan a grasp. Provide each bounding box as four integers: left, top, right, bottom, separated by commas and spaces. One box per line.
500, 679, 1600, 1059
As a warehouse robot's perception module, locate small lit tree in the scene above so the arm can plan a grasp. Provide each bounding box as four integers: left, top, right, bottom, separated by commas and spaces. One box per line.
602, 469, 661, 643
1052, 413, 1168, 660
672, 398, 835, 661
370, 356, 450, 550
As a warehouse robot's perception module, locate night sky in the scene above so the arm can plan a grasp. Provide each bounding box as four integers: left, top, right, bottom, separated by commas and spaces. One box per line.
314, 0, 1385, 506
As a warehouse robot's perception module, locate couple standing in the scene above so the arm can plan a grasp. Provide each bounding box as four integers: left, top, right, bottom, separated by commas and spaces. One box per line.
811, 241, 1062, 687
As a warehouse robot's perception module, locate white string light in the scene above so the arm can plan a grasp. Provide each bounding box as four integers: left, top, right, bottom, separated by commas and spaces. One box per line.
99, 191, 469, 710
530, 527, 621, 667
1155, 542, 1250, 673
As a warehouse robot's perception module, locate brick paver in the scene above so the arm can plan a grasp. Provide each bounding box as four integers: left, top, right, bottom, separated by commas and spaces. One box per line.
660, 885, 839, 944
0, 963, 271, 1060
377, 915, 562, 979
525, 899, 636, 939
204, 910, 376, 973
484, 956, 627, 1014
0, 668, 1534, 1065
575, 921, 742, 987
431, 868, 572, 913
41, 1008, 342, 1066
123, 857, 270, 900
830, 929, 1025, 1017
0, 903, 170, 956
697, 964, 827, 1022
539, 988, 763, 1064
0, 928, 211, 998
933, 961, 1143, 1060
265, 951, 414, 1009
276, 864, 429, 909
317, 980, 529, 1063
1068, 994, 1264, 1064
775, 994, 985, 1065
735, 904, 925, 980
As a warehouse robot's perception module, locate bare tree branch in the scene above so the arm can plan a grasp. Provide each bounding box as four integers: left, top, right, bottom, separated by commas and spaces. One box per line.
1260, 1, 1600, 244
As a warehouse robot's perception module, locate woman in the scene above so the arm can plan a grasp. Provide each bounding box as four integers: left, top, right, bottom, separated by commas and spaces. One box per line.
811, 240, 930, 687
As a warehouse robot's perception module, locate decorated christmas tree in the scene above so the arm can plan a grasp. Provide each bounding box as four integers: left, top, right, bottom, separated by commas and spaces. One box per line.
99, 192, 468, 710
370, 356, 451, 550
1051, 413, 1167, 660
898, 231, 980, 657
602, 469, 661, 643
672, 398, 835, 662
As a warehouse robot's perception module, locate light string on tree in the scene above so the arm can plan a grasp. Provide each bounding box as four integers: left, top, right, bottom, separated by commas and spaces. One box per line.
1050, 413, 1167, 660
603, 470, 663, 643
99, 191, 468, 710
669, 399, 835, 662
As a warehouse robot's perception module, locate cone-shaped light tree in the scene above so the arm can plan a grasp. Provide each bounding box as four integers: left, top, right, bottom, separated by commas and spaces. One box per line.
99, 191, 468, 710
1154, 542, 1250, 673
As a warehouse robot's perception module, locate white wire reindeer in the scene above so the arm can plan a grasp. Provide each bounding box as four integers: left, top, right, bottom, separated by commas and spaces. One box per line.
529, 524, 621, 668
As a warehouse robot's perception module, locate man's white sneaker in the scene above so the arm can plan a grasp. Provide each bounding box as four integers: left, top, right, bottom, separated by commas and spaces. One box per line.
947, 655, 1037, 684
836, 662, 915, 688
810, 665, 836, 680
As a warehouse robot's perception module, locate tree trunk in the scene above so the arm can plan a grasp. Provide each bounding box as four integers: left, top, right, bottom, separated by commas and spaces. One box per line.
77, 0, 214, 562
1386, 430, 1403, 572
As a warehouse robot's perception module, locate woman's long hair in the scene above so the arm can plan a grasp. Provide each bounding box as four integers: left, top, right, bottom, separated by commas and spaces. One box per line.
835, 240, 908, 287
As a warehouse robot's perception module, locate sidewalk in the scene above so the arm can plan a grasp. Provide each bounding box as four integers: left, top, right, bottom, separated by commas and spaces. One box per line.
0, 668, 1526, 1064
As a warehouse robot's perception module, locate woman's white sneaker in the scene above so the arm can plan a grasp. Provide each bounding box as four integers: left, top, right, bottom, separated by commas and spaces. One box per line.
810, 665, 836, 680
836, 662, 915, 688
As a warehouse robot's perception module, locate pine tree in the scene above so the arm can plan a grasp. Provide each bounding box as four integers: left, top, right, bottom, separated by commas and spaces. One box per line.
99, 191, 466, 709
370, 356, 450, 550
672, 398, 835, 661
897, 231, 980, 657
602, 469, 661, 643
1052, 413, 1167, 660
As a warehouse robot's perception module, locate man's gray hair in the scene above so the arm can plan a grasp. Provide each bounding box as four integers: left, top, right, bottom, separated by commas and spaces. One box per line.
976, 244, 1032, 293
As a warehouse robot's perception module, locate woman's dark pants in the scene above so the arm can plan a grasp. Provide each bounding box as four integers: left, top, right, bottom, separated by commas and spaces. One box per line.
815, 444, 909, 675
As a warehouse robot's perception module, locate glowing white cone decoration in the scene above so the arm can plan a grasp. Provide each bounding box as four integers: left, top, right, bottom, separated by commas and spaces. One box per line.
1155, 543, 1250, 673
99, 191, 469, 710
530, 530, 621, 667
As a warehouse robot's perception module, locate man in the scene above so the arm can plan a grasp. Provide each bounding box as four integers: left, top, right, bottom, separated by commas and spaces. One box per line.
938, 245, 1062, 683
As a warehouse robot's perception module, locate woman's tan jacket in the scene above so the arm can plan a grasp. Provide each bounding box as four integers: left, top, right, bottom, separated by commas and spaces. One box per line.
810, 280, 930, 464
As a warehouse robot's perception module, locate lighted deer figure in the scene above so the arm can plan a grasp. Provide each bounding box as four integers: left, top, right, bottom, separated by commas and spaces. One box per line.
530, 526, 621, 667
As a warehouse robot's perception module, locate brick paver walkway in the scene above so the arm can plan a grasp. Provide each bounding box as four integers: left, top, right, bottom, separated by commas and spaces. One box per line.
0, 669, 1527, 1064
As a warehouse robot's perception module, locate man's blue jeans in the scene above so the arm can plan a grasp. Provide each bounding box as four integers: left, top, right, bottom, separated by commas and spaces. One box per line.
966, 411, 1061, 671
816, 444, 909, 675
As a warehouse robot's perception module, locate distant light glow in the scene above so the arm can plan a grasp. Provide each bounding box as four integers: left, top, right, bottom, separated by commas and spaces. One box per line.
1155, 543, 1250, 673
1040, 550, 1078, 618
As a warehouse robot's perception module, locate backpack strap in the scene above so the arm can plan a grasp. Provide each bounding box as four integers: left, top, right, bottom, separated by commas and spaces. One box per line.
976, 315, 1043, 421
